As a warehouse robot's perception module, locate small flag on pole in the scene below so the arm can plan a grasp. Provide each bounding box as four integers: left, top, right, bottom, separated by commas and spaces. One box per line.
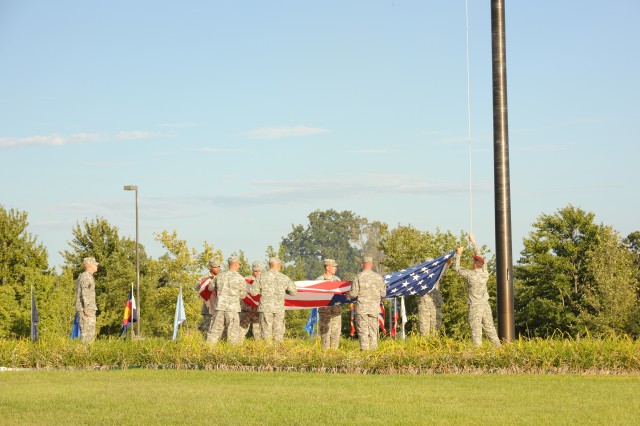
349, 303, 356, 337
31, 287, 39, 342
303, 308, 318, 337
172, 286, 186, 341
391, 298, 398, 339
400, 296, 407, 341
120, 286, 138, 337
378, 301, 386, 335
71, 313, 81, 340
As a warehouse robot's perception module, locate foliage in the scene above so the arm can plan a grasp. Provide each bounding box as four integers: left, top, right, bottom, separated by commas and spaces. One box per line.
515, 205, 639, 337
281, 209, 368, 281
0, 206, 51, 338
144, 230, 223, 338
2, 334, 640, 374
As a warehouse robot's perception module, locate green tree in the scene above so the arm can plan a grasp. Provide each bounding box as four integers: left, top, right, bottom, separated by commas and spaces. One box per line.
61, 217, 142, 337
0, 206, 51, 338
144, 230, 222, 338
515, 205, 639, 337
281, 209, 364, 281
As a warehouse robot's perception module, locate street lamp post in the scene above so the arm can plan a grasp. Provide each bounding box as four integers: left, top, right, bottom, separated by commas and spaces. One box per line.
123, 185, 140, 337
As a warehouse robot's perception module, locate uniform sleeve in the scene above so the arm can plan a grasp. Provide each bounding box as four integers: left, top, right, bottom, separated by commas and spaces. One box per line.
208, 276, 218, 292
75, 279, 83, 312
454, 253, 470, 278
378, 275, 387, 297
237, 276, 248, 299
286, 277, 297, 296
349, 275, 360, 298
77, 274, 93, 311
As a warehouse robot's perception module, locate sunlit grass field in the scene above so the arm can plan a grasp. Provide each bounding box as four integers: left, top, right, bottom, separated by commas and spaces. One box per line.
1, 369, 639, 425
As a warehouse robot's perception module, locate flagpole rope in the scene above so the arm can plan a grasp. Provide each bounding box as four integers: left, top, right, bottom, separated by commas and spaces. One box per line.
465, 0, 474, 238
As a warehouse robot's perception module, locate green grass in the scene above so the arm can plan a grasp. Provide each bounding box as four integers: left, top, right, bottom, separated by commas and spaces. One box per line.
0, 370, 639, 425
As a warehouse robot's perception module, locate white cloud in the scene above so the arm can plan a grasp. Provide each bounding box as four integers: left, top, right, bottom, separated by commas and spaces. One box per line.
0, 133, 103, 148
115, 131, 153, 140
243, 126, 329, 140
197, 147, 246, 153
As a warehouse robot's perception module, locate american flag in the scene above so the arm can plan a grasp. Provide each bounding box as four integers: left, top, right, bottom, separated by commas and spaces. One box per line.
200, 252, 454, 310
242, 280, 351, 310
383, 251, 455, 298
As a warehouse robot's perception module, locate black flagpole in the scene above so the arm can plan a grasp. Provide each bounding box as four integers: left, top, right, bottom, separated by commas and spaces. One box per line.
491, 0, 515, 342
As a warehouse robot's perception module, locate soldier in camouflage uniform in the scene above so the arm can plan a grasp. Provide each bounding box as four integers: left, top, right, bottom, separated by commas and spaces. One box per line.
454, 233, 501, 347
349, 256, 386, 350
206, 256, 247, 345
194, 259, 221, 335
75, 257, 99, 343
417, 258, 451, 336
240, 261, 263, 342
318, 259, 343, 350
250, 257, 297, 342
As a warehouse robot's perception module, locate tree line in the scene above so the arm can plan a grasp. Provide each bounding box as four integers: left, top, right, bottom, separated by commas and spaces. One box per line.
1, 204, 638, 340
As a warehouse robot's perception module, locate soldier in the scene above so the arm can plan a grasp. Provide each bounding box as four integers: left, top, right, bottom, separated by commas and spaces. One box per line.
206, 256, 247, 345
240, 261, 263, 342
318, 259, 343, 350
195, 259, 221, 336
75, 257, 99, 343
417, 257, 451, 336
454, 233, 501, 347
349, 256, 386, 350
250, 257, 297, 342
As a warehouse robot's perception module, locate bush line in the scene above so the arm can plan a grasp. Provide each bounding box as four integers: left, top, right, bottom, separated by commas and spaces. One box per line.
2, 334, 639, 374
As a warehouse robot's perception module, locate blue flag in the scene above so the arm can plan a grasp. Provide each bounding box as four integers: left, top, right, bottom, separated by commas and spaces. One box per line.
172, 287, 186, 341
71, 313, 81, 340
384, 251, 455, 298
303, 308, 318, 337
31, 287, 39, 342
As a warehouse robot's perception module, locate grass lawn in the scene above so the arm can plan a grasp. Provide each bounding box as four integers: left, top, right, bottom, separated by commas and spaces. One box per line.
1, 370, 639, 425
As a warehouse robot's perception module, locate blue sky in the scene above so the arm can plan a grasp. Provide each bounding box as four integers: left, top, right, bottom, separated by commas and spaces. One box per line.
1, 1, 639, 268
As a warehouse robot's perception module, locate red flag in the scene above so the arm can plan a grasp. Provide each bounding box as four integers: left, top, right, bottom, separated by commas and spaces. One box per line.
391, 298, 398, 339
349, 303, 356, 337
378, 302, 387, 335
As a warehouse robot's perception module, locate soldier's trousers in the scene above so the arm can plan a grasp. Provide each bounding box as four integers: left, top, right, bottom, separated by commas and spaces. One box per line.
208, 311, 240, 344
201, 313, 212, 334
259, 312, 285, 342
468, 302, 501, 347
78, 311, 96, 343
417, 297, 442, 336
240, 309, 262, 342
319, 310, 341, 350
356, 313, 379, 350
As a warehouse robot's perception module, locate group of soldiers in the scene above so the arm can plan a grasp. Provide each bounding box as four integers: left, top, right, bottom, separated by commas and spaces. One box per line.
196, 233, 501, 350
72, 233, 499, 347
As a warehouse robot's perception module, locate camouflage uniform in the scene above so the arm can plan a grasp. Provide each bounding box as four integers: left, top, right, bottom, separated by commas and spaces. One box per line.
350, 269, 386, 350
240, 275, 261, 342
207, 270, 247, 345
318, 273, 343, 350
453, 243, 501, 347
417, 262, 449, 336
75, 270, 97, 343
194, 274, 215, 334
251, 268, 297, 341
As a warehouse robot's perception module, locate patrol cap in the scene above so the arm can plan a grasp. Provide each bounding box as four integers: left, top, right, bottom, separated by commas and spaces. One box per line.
362, 256, 373, 263
82, 257, 99, 266
323, 259, 338, 267
269, 257, 282, 265
251, 261, 262, 271
228, 256, 240, 265
473, 255, 485, 265
208, 259, 222, 268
